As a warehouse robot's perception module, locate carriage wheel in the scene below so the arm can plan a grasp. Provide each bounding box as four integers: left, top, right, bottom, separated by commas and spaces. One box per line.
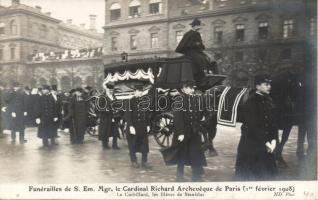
153, 113, 175, 148
86, 126, 99, 137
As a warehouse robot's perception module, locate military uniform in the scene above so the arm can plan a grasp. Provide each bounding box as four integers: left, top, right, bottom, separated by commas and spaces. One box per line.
125, 97, 150, 165
235, 92, 278, 180
172, 93, 207, 181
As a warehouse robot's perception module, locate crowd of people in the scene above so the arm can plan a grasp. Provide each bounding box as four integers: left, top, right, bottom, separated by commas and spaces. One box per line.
27, 47, 104, 62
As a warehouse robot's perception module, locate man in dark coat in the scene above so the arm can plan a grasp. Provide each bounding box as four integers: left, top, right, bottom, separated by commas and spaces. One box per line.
125, 87, 152, 169
0, 81, 5, 137
64, 88, 88, 144
35, 85, 59, 147
7, 82, 27, 143
23, 86, 33, 127
175, 18, 210, 85
235, 74, 278, 180
51, 85, 62, 138
169, 82, 207, 182
98, 82, 120, 149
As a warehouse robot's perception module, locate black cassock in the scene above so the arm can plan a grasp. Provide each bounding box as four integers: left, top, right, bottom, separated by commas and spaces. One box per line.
175, 30, 209, 83
235, 93, 278, 180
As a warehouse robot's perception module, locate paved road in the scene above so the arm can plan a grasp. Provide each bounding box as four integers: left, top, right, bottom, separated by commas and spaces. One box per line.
0, 125, 311, 183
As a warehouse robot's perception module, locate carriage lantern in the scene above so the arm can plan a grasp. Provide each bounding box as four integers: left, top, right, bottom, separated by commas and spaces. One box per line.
121, 51, 128, 62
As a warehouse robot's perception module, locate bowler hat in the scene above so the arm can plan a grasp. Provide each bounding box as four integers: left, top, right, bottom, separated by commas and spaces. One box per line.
190, 18, 201, 27
254, 74, 272, 85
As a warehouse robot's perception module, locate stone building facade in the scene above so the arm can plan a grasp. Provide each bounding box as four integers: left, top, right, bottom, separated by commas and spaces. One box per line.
0, 0, 103, 88
103, 0, 317, 86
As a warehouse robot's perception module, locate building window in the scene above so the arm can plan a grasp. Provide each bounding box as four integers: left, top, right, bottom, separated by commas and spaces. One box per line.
130, 35, 137, 50
10, 47, 15, 60
235, 24, 245, 41
281, 48, 291, 60
235, 51, 244, 62
10, 20, 17, 35
110, 3, 121, 21
0, 49, 3, 60
39, 25, 47, 39
111, 37, 118, 51
310, 17, 317, 36
151, 33, 159, 48
149, 0, 162, 14
176, 31, 183, 44
283, 19, 294, 38
258, 21, 269, 39
129, 0, 141, 18
257, 49, 267, 62
214, 26, 223, 43
0, 22, 5, 35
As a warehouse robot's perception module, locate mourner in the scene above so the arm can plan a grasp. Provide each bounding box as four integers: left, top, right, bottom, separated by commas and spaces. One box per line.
98, 82, 120, 150
235, 74, 278, 180
22, 86, 33, 127
51, 85, 62, 138
7, 82, 27, 143
175, 18, 211, 85
125, 86, 152, 169
0, 82, 5, 137
170, 82, 207, 182
35, 85, 59, 147
64, 88, 88, 144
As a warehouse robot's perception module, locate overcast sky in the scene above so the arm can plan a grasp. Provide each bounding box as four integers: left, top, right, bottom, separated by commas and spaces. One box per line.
1, 0, 105, 32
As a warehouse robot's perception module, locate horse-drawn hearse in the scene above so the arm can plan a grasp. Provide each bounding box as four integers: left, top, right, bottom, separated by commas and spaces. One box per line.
100, 56, 249, 152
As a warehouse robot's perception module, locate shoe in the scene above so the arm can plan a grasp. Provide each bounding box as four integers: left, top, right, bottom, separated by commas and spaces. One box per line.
112, 146, 120, 150
103, 145, 110, 150
19, 140, 27, 144
141, 162, 152, 170
209, 150, 218, 157
131, 162, 140, 168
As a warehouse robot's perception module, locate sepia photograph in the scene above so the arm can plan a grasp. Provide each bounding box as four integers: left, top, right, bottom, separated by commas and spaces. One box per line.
0, 0, 317, 199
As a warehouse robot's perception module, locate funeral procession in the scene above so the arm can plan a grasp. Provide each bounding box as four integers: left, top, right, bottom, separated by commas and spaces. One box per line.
0, 0, 317, 184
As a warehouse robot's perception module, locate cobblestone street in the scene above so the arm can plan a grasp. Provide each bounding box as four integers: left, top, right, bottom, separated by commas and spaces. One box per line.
0, 125, 309, 183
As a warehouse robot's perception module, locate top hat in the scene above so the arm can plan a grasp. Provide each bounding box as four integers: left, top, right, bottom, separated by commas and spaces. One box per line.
254, 74, 272, 85
190, 18, 201, 27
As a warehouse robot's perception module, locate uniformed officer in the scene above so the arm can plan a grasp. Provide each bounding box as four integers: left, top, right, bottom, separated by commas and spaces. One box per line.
171, 82, 207, 182
235, 74, 278, 180
125, 86, 152, 169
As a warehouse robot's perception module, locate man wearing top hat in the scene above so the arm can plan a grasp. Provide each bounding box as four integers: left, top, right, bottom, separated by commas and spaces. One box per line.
175, 18, 210, 85
235, 74, 278, 180
7, 82, 28, 143
51, 85, 62, 138
35, 85, 59, 147
23, 86, 33, 127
